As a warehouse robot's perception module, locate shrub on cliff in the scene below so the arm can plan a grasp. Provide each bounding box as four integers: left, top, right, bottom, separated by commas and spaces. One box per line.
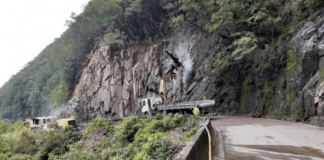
182, 126, 199, 142
92, 114, 196, 160
0, 0, 169, 120
0, 120, 9, 134
173, 0, 323, 69
115, 116, 142, 145
12, 131, 37, 155
0, 120, 26, 134
0, 121, 79, 159
57, 142, 98, 160
134, 132, 173, 160
82, 118, 115, 140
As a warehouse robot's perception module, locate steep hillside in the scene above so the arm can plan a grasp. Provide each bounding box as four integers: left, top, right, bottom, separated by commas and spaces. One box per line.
69, 31, 217, 120
0, 0, 324, 121
0, 0, 172, 119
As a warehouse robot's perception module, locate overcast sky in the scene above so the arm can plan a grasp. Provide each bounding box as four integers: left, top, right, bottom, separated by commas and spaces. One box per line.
0, 0, 90, 88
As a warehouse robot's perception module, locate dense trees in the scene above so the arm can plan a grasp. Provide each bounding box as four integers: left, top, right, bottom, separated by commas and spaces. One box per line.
0, 0, 168, 120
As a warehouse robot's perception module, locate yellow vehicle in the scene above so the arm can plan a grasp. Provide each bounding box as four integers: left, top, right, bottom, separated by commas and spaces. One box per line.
56, 116, 77, 129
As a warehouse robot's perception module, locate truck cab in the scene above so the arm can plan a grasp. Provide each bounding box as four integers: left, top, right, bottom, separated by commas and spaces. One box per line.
140, 97, 162, 116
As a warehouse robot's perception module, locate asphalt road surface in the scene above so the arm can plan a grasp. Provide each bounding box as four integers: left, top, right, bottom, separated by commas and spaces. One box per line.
211, 116, 324, 160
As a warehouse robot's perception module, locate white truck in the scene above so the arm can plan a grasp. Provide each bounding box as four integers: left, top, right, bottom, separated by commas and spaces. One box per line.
140, 97, 163, 116
139, 97, 215, 116
138, 50, 215, 116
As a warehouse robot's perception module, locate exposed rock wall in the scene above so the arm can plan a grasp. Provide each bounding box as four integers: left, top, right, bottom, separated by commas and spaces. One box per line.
70, 38, 162, 120
70, 33, 216, 121
287, 9, 324, 118
250, 8, 324, 119
315, 81, 324, 116
200, 9, 324, 118
70, 9, 324, 121
244, 9, 324, 119
287, 9, 324, 89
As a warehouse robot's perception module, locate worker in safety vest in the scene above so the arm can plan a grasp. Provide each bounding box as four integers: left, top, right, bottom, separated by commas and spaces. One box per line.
193, 106, 200, 115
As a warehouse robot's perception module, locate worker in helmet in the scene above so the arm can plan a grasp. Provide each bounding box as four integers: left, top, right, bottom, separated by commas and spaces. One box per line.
193, 106, 200, 115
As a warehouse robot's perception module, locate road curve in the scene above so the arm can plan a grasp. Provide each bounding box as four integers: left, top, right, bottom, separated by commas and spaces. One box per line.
211, 116, 324, 160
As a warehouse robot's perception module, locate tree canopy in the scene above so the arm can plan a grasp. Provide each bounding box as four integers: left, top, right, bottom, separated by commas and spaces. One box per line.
0, 0, 323, 120
0, 0, 169, 120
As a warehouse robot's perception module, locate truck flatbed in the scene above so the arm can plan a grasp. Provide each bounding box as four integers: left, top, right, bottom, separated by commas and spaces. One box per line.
156, 100, 215, 111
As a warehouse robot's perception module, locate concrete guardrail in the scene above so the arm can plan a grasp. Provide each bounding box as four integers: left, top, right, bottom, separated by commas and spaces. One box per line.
174, 117, 216, 160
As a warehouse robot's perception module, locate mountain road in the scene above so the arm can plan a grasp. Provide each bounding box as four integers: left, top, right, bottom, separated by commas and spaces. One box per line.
211, 116, 324, 160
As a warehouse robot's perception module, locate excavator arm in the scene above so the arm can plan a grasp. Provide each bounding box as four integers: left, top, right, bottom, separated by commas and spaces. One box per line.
159, 50, 184, 104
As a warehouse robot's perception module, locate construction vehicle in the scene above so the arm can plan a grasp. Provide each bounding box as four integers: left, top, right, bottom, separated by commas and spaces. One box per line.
165, 50, 184, 70
159, 50, 183, 103
56, 115, 77, 129
140, 50, 215, 116
26, 116, 55, 130
140, 97, 163, 116
26, 115, 77, 130
140, 98, 214, 116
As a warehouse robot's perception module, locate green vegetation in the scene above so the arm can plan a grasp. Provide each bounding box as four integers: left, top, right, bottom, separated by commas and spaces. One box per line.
261, 81, 275, 107
106, 29, 125, 45
286, 49, 297, 71
58, 142, 97, 160
134, 132, 173, 160
319, 66, 324, 83
182, 126, 199, 142
173, 0, 323, 69
65, 114, 196, 160
257, 81, 276, 116
0, 0, 321, 126
82, 117, 115, 140
0, 0, 170, 120
0, 114, 198, 159
0, 120, 78, 159
240, 78, 250, 113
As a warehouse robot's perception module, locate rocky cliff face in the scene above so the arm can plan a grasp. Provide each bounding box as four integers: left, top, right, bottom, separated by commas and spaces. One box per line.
301, 9, 324, 117
196, 8, 324, 119
70, 8, 324, 121
246, 8, 324, 119
70, 32, 216, 121
70, 39, 161, 120
251, 8, 324, 119
287, 9, 324, 118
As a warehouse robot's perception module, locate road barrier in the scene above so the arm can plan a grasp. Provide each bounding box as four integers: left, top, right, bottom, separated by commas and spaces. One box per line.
174, 117, 216, 160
